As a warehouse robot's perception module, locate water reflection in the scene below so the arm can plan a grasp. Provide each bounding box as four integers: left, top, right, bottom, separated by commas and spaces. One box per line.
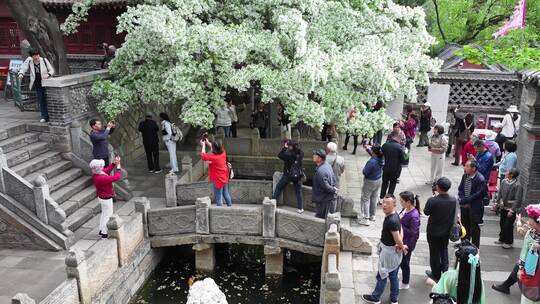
131, 244, 321, 304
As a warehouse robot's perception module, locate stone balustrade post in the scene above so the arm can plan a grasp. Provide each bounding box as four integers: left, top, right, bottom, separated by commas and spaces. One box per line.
165, 172, 178, 207
322, 224, 340, 274
134, 197, 150, 238
323, 253, 341, 304
326, 212, 341, 233
181, 155, 193, 182
65, 249, 91, 304
193, 243, 215, 272
70, 121, 82, 158
107, 215, 127, 266
0, 147, 6, 193
33, 175, 49, 223
11, 293, 35, 304
262, 197, 276, 238
271, 172, 283, 205
250, 128, 261, 156
264, 245, 283, 275
195, 197, 210, 234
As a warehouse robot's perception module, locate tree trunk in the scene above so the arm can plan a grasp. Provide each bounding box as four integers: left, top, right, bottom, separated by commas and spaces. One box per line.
5, 0, 70, 75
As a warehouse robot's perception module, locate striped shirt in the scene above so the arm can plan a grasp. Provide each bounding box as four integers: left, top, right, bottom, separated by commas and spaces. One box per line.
464, 174, 475, 197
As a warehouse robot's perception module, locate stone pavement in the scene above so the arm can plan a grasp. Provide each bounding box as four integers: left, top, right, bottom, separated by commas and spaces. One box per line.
340, 141, 522, 304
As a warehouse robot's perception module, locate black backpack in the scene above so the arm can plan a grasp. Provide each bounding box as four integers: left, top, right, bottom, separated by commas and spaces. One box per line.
288, 154, 304, 182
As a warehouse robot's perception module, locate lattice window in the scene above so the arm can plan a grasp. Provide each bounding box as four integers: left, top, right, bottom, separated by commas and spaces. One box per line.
415, 80, 519, 111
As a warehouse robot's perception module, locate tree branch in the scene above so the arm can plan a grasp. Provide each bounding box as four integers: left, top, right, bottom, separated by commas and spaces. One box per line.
431, 0, 446, 43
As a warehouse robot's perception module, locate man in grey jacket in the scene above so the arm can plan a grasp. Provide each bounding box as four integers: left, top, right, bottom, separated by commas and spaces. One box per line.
311, 149, 338, 219
325, 142, 345, 187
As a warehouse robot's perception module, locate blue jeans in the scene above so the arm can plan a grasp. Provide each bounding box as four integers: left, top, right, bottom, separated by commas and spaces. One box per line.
217, 126, 231, 137
371, 268, 399, 302
36, 86, 48, 121
272, 174, 303, 210
213, 183, 232, 206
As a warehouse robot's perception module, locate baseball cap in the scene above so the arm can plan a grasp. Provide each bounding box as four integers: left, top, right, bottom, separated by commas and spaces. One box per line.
313, 149, 327, 159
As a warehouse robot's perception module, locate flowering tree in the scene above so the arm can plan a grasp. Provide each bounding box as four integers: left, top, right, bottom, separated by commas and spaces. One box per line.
89, 0, 440, 129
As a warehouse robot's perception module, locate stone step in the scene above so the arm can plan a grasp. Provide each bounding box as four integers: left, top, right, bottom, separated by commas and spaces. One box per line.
6, 141, 50, 167
65, 205, 95, 232
48, 168, 83, 192
59, 187, 97, 216
9, 151, 63, 177
25, 123, 50, 134
0, 124, 27, 141
25, 160, 73, 183
0, 132, 40, 154
51, 176, 93, 205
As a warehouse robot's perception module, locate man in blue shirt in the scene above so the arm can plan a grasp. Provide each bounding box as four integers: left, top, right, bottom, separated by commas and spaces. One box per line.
90, 119, 115, 166
471, 139, 493, 226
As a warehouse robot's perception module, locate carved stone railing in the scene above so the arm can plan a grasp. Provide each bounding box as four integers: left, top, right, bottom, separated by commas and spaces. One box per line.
12, 198, 160, 304
148, 196, 334, 257
321, 224, 341, 304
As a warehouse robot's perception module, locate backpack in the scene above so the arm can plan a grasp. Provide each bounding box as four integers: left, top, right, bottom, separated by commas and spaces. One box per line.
170, 123, 183, 142
288, 154, 304, 182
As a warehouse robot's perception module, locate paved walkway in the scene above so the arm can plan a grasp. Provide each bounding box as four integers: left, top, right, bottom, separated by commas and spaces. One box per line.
341, 141, 522, 303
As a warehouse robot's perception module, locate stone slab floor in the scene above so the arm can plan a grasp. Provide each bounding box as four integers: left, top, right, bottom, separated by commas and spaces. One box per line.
341, 140, 522, 304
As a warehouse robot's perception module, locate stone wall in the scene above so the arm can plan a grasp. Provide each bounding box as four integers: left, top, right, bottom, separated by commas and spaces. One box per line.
176, 180, 273, 205
517, 71, 540, 202
42, 70, 182, 164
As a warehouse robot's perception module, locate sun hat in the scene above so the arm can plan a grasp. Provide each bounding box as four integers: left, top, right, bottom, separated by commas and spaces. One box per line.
506, 105, 519, 113
424, 102, 432, 107
485, 131, 496, 141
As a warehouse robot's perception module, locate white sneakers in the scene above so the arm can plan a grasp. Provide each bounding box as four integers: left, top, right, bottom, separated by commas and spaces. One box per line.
39, 119, 46, 123
297, 209, 304, 214
399, 283, 409, 290
358, 218, 370, 226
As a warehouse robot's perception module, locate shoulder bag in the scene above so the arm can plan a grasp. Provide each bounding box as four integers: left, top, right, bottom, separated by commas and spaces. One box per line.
449, 199, 461, 242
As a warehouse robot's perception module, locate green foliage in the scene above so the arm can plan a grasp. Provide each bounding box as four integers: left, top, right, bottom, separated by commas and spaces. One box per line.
423, 0, 540, 70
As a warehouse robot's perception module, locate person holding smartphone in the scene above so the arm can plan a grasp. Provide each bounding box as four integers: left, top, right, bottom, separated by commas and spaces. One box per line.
90, 155, 122, 239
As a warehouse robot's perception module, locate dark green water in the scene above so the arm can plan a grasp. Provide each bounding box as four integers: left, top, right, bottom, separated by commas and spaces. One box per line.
131, 244, 321, 304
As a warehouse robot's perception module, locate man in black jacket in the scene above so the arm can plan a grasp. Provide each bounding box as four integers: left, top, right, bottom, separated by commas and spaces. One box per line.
138, 115, 161, 173
380, 139, 405, 199
458, 160, 487, 247
424, 177, 456, 281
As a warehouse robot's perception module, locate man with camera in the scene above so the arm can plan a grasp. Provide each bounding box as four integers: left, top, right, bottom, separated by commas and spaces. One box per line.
90, 119, 116, 167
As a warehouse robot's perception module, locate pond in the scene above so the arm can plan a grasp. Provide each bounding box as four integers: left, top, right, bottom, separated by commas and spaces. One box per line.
131, 244, 321, 304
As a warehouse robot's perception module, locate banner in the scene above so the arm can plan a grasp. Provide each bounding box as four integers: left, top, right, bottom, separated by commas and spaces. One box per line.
493, 0, 527, 38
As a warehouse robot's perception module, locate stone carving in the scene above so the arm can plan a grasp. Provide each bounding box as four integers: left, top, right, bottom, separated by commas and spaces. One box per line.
147, 206, 196, 236
209, 207, 262, 235
4, 169, 35, 213
275, 209, 326, 247
196, 197, 210, 234
340, 225, 372, 254
177, 182, 212, 204
69, 86, 91, 116
228, 180, 273, 204
262, 197, 276, 238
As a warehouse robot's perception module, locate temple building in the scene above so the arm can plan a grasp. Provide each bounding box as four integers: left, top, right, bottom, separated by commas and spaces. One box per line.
0, 0, 126, 71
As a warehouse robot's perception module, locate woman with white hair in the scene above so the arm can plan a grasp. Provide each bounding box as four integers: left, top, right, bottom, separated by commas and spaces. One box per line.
325, 142, 345, 187
90, 155, 122, 238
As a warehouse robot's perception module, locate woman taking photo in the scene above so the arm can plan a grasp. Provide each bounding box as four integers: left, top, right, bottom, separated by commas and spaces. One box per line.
159, 112, 179, 173
90, 155, 122, 239
272, 140, 304, 213
200, 139, 232, 207
428, 125, 449, 185
398, 191, 421, 290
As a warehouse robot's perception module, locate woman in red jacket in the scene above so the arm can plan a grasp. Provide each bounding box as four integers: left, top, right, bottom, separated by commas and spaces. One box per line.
90, 155, 122, 238
200, 139, 232, 206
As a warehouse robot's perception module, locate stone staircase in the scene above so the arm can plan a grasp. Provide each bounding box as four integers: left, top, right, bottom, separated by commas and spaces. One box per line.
1, 123, 102, 244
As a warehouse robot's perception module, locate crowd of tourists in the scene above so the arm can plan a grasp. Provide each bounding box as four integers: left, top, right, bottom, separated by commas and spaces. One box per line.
82, 99, 540, 304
